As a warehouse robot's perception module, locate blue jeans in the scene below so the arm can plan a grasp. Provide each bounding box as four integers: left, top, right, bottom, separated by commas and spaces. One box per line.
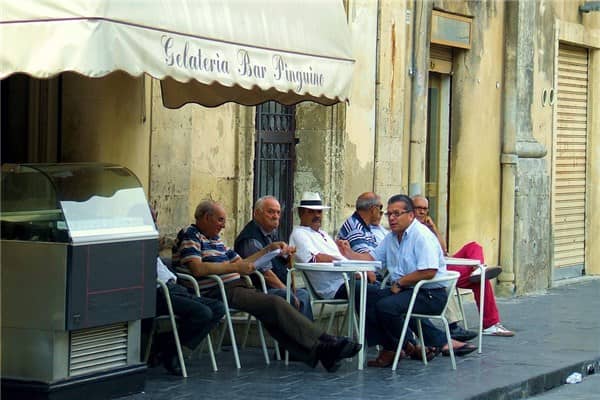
267, 287, 314, 321
366, 287, 448, 350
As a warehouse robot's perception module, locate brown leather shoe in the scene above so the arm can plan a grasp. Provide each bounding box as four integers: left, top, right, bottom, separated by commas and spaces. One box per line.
367, 349, 396, 368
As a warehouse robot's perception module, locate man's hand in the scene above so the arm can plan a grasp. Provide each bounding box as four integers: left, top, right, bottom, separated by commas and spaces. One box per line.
266, 241, 286, 252
367, 271, 377, 283
314, 253, 339, 263
281, 245, 296, 257
423, 216, 436, 230
292, 293, 300, 310
236, 261, 256, 275
336, 239, 352, 257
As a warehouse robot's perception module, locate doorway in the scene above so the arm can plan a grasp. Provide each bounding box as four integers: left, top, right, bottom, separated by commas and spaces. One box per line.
426, 72, 451, 243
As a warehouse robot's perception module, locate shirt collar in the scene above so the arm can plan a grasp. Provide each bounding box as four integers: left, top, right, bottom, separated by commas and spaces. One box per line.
352, 211, 372, 232
193, 224, 220, 241
255, 221, 276, 239
396, 219, 418, 243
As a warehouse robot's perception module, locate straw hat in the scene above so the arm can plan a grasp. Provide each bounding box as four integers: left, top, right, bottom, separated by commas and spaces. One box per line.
297, 192, 331, 210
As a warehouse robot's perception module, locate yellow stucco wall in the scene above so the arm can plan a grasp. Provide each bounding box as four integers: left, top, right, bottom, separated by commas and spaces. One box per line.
60, 72, 151, 193
430, 2, 505, 265
149, 79, 254, 247
342, 0, 378, 222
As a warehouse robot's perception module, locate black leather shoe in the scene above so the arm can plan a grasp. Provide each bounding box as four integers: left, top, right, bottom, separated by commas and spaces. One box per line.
450, 325, 478, 342
160, 352, 183, 376
317, 337, 362, 372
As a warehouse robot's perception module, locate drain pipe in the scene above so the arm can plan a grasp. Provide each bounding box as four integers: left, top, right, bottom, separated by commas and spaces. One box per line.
408, 0, 432, 196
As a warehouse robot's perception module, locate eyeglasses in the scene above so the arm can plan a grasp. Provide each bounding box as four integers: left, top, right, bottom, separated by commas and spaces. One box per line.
414, 206, 428, 211
384, 210, 411, 218
371, 204, 383, 211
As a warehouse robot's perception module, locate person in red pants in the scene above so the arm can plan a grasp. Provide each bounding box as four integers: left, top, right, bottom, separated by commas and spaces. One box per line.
412, 195, 514, 337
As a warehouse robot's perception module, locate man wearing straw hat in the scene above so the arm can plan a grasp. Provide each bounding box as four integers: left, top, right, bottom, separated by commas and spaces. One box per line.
289, 192, 378, 300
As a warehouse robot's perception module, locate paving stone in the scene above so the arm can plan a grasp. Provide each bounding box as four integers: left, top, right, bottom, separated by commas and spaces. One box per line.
122, 278, 600, 400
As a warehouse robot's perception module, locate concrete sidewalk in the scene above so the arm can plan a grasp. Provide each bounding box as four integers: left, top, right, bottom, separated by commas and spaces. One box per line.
125, 278, 600, 400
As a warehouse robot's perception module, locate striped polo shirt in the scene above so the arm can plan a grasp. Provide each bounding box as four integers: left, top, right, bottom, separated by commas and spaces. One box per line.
172, 224, 241, 290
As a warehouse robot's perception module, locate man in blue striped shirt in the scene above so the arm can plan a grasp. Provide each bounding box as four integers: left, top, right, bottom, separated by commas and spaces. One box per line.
337, 192, 383, 254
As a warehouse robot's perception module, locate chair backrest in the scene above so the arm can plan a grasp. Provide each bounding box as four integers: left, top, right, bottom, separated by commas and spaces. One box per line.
297, 269, 325, 301
412, 270, 460, 317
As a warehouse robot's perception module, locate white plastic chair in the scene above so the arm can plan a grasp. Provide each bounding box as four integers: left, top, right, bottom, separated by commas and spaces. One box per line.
144, 276, 218, 376
445, 257, 488, 353
392, 270, 461, 371
240, 270, 281, 361
175, 273, 218, 371
205, 273, 271, 369
287, 268, 357, 336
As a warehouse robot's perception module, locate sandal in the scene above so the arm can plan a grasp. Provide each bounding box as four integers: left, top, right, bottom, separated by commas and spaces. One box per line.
405, 343, 439, 361
442, 343, 477, 357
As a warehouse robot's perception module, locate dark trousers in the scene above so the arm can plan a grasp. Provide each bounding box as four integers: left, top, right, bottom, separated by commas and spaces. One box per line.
205, 279, 323, 363
366, 287, 448, 350
156, 282, 226, 351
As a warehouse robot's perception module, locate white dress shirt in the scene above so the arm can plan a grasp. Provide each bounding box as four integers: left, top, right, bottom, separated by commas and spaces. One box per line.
289, 226, 347, 299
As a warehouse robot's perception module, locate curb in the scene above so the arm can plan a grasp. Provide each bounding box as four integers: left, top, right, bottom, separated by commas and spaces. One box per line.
467, 358, 600, 400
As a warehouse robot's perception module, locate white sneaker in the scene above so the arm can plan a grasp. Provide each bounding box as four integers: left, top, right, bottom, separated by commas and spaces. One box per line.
482, 323, 514, 337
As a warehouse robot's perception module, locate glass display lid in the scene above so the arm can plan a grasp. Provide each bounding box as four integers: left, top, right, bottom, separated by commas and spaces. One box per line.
1, 163, 158, 244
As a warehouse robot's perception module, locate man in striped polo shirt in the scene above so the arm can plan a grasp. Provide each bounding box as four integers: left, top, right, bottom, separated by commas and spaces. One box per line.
172, 199, 361, 372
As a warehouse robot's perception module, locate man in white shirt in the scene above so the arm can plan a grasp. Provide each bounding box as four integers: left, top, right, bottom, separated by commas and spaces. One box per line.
338, 194, 476, 367
289, 192, 377, 300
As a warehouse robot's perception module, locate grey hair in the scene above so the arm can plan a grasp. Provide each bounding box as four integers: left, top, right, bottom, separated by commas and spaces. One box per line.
194, 199, 218, 220
254, 195, 278, 212
356, 194, 381, 211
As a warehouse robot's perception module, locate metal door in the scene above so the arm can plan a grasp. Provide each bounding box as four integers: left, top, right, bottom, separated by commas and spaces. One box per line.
254, 101, 296, 240
552, 43, 589, 280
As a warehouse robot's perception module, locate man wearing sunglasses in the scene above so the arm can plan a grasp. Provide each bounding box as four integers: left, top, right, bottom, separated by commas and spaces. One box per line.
338, 194, 476, 367
337, 192, 388, 281
337, 192, 386, 254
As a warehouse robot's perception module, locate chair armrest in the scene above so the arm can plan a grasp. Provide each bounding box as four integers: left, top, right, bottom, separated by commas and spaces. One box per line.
380, 271, 390, 289
412, 270, 460, 292
250, 270, 268, 294
176, 273, 201, 297
156, 279, 176, 316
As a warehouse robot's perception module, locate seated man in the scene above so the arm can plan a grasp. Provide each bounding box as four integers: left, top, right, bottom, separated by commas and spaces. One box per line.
289, 192, 378, 302
172, 199, 361, 372
337, 192, 383, 253
337, 192, 387, 280
154, 257, 225, 375
412, 195, 514, 337
338, 194, 477, 367
149, 208, 225, 376
234, 195, 313, 320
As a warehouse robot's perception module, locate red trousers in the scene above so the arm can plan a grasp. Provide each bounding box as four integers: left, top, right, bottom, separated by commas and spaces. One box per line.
447, 241, 500, 329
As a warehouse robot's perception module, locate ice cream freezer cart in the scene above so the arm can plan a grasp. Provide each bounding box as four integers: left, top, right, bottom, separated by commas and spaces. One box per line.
1, 163, 157, 400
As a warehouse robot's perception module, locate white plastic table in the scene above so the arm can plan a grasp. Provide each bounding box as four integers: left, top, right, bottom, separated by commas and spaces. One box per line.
287, 261, 379, 370
445, 256, 486, 353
